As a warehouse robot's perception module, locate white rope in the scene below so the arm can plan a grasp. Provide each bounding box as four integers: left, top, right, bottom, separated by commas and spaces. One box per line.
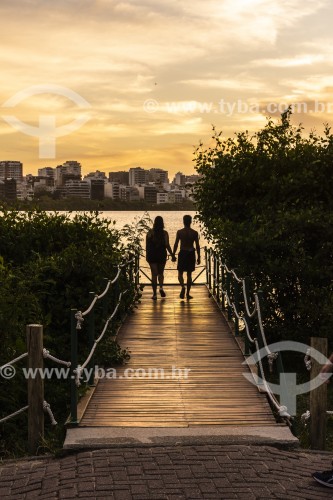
81, 294, 99, 317
242, 279, 257, 318
75, 311, 84, 330
267, 352, 279, 373
120, 257, 135, 268
301, 410, 311, 422
43, 400, 57, 425
254, 339, 291, 420
224, 264, 242, 283
304, 348, 312, 371
230, 300, 255, 344
43, 349, 71, 367
0, 405, 29, 424
75, 289, 129, 386
302, 410, 333, 421
0, 352, 28, 370
78, 259, 133, 317
254, 293, 272, 356
97, 280, 111, 299
221, 274, 278, 372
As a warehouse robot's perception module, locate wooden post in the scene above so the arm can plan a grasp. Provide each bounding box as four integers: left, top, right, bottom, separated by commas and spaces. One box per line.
216, 255, 220, 303
208, 249, 212, 291
310, 337, 328, 450
221, 264, 226, 311
226, 272, 232, 320
70, 309, 78, 426
234, 279, 240, 337
88, 292, 96, 386
26, 324, 44, 455
135, 252, 140, 288
213, 252, 217, 297
243, 277, 250, 355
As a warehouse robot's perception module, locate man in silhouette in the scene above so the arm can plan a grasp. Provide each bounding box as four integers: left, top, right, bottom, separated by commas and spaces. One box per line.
173, 215, 200, 299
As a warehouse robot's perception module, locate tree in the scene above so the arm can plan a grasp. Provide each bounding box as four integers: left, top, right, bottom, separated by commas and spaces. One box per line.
194, 110, 333, 343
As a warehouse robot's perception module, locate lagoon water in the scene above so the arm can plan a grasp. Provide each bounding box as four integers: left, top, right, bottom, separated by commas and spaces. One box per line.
100, 210, 207, 285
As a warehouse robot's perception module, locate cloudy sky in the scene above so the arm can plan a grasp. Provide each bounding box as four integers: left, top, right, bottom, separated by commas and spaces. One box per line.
1, 0, 333, 177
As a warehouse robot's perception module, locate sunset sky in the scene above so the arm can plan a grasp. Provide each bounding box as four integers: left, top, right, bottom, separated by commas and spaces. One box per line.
1, 0, 333, 177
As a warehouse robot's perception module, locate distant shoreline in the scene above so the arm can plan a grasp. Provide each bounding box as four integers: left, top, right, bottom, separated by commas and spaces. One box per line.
1, 198, 195, 212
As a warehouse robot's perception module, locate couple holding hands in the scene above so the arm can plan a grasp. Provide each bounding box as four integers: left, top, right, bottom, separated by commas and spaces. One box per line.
146, 214, 200, 300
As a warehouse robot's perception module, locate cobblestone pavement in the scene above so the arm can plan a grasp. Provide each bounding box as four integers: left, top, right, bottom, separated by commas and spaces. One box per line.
1, 444, 333, 499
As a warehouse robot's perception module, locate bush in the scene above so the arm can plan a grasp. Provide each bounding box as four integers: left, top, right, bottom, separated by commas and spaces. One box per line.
0, 209, 149, 457
194, 110, 333, 345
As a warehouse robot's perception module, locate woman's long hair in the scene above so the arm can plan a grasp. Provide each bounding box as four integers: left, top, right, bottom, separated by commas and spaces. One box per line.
152, 216, 165, 246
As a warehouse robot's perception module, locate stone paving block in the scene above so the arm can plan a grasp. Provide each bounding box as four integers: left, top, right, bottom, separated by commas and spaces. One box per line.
2, 444, 333, 499
113, 489, 135, 500
130, 484, 149, 495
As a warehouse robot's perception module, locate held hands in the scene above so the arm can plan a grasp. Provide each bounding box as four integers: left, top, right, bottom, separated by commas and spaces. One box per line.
171, 253, 177, 262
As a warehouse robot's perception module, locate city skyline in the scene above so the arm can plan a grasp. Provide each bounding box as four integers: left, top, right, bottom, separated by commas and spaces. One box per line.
1, 1, 333, 176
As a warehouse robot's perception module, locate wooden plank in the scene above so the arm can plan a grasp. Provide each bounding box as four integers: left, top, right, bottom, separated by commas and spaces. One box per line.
80, 286, 277, 427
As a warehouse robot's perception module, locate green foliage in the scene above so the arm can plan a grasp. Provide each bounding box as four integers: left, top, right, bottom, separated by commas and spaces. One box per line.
0, 209, 148, 458
2, 196, 195, 212
194, 109, 333, 345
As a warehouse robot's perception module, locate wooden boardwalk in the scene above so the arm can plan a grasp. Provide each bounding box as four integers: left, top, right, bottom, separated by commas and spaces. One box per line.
80, 285, 276, 427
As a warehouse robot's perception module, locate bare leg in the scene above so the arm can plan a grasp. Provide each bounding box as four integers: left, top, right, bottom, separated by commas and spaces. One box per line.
178, 271, 185, 298
158, 273, 166, 297
158, 273, 164, 287
186, 272, 193, 299
158, 262, 166, 297
149, 263, 158, 299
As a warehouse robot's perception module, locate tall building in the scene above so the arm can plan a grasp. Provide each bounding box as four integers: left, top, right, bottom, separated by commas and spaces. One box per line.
168, 191, 183, 203
129, 167, 149, 186
137, 185, 157, 203
90, 179, 105, 200
108, 171, 129, 185
38, 167, 55, 178
185, 174, 200, 184
105, 182, 121, 199
65, 180, 90, 199
55, 161, 81, 186
174, 172, 186, 186
85, 170, 106, 180
119, 186, 140, 202
157, 192, 169, 204
0, 178, 17, 200
0, 161, 23, 181
148, 168, 169, 184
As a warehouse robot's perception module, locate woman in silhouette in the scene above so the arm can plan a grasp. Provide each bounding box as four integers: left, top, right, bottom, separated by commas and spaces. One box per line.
146, 216, 175, 300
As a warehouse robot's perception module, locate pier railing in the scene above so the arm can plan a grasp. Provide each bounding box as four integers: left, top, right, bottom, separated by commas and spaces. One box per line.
205, 247, 291, 424
0, 324, 68, 454
69, 252, 140, 426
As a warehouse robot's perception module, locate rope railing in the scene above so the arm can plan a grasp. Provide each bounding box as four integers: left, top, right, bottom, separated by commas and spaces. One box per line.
69, 252, 140, 425
0, 352, 28, 370
0, 405, 29, 425
0, 351, 29, 425
74, 290, 129, 387
205, 247, 290, 423
0, 324, 72, 453
43, 348, 71, 367
0, 250, 142, 451
78, 258, 134, 318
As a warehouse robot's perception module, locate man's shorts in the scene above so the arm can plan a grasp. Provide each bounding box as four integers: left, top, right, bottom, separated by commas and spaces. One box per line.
177, 249, 195, 273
